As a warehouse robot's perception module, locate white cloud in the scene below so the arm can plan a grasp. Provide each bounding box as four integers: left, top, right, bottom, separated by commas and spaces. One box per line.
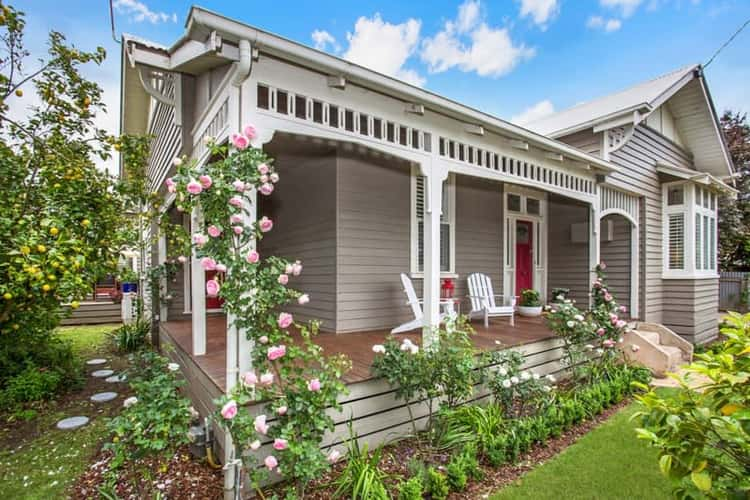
113, 0, 177, 24
421, 0, 534, 78
311, 30, 339, 52
511, 100, 555, 125
342, 14, 425, 86
519, 0, 560, 27
599, 0, 643, 17
587, 15, 622, 32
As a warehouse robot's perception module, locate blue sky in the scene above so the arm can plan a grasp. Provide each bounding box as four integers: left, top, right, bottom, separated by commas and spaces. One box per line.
11, 0, 750, 171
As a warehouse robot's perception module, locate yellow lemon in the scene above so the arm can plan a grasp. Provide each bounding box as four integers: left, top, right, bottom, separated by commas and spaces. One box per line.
20, 245, 30, 255
47, 274, 56, 281
3, 292, 12, 300
37, 244, 46, 253
50, 227, 59, 236
42, 284, 51, 292
114, 143, 121, 151
82, 219, 91, 227
70, 301, 80, 309
83, 97, 91, 107
12, 324, 19, 330
15, 89, 22, 97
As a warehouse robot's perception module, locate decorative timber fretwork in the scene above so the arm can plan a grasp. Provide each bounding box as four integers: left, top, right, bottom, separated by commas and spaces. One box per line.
599, 185, 639, 224
255, 83, 433, 155
602, 125, 634, 159
138, 67, 177, 107
437, 136, 597, 196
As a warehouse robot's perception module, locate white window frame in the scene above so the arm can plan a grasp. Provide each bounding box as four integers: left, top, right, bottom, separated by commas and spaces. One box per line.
410, 167, 456, 278
662, 181, 718, 279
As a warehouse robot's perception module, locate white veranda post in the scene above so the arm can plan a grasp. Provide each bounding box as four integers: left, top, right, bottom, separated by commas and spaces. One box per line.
421, 161, 449, 347
190, 205, 207, 355
589, 204, 601, 307
157, 232, 168, 322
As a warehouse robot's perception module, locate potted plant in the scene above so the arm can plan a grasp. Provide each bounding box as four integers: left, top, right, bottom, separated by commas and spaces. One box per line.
118, 269, 139, 294
518, 289, 543, 317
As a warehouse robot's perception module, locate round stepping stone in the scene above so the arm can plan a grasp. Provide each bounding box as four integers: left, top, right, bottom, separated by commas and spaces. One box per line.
90, 392, 118, 403
91, 369, 114, 378
105, 374, 126, 383
86, 358, 107, 366
56, 416, 89, 430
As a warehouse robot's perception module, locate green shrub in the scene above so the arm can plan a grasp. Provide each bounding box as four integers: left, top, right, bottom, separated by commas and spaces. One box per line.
109, 320, 149, 353
456, 442, 483, 481
0, 331, 80, 392
396, 476, 423, 500
333, 425, 389, 500
446, 459, 467, 492
0, 364, 62, 405
424, 467, 449, 500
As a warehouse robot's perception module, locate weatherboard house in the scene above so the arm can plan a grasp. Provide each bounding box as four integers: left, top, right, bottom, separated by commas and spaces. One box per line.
119, 5, 734, 484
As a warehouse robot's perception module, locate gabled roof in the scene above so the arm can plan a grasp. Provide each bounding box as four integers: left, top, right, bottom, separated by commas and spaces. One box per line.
527, 65, 734, 178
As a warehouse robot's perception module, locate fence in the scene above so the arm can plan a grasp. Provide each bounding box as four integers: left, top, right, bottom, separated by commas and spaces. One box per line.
719, 271, 749, 311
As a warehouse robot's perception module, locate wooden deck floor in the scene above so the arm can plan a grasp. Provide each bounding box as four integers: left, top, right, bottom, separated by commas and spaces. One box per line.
160, 315, 555, 391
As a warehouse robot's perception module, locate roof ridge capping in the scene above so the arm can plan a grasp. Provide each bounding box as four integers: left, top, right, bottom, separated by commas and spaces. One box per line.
143, 5, 618, 175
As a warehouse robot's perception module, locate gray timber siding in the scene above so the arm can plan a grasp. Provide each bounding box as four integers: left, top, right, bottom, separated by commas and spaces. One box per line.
547, 195, 590, 304
662, 279, 719, 344
258, 152, 338, 330
560, 129, 601, 156
335, 153, 413, 333
600, 214, 632, 314
454, 176, 504, 302
166, 209, 189, 320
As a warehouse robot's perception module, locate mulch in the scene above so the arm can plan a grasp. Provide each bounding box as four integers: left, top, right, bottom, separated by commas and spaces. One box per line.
69, 444, 223, 499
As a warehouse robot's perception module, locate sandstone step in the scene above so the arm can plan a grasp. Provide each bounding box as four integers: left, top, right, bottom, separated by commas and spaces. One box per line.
638, 330, 660, 345
661, 345, 685, 371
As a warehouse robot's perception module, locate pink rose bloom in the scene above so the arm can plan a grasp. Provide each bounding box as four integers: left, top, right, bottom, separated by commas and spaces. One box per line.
259, 335, 269, 344
232, 180, 246, 192
200, 257, 217, 271
276, 405, 287, 416
259, 216, 273, 233
307, 378, 321, 392
215, 263, 227, 273
258, 163, 269, 175
254, 414, 269, 435
285, 264, 294, 274
233, 226, 244, 235
244, 124, 257, 140
273, 438, 288, 451
232, 133, 249, 150
298, 294, 310, 305
187, 180, 203, 195
277, 312, 293, 329
165, 178, 176, 193
270, 172, 279, 183
267, 345, 287, 361
230, 214, 242, 224
221, 400, 237, 419
260, 174, 268, 184
242, 371, 257, 387
278, 274, 289, 285
193, 234, 208, 246
602, 339, 616, 348
604, 293, 613, 302
246, 250, 260, 264
229, 196, 243, 207
199, 175, 212, 189
616, 320, 627, 328
206, 279, 220, 297
207, 225, 222, 238
177, 255, 187, 263
292, 262, 303, 276
260, 183, 274, 196
327, 449, 341, 464
600, 262, 607, 270
619, 305, 627, 313
596, 327, 606, 336
264, 455, 278, 471
250, 440, 261, 451
260, 372, 274, 386
176, 205, 184, 212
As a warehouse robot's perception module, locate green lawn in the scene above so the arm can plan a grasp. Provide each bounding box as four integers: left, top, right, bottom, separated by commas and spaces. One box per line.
0, 323, 121, 499
491, 394, 675, 500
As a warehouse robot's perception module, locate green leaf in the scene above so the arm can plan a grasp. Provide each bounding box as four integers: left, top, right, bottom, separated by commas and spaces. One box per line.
690, 470, 712, 492
658, 454, 672, 476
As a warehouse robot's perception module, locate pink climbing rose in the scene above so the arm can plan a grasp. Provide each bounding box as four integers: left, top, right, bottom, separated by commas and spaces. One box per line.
206, 279, 220, 297
250, 440, 261, 451
221, 400, 237, 419
199, 174, 212, 189
186, 180, 202, 195
232, 179, 246, 192
292, 261, 303, 276
246, 250, 260, 264
244, 124, 257, 140
260, 182, 274, 196
260, 372, 274, 386
258, 163, 269, 175
596, 327, 605, 336
200, 257, 217, 271
215, 263, 227, 273
165, 178, 176, 193
270, 172, 279, 183
232, 133, 249, 150
233, 226, 244, 235
276, 405, 287, 416
308, 378, 321, 392
259, 335, 269, 344
264, 455, 278, 471
298, 294, 310, 305
229, 196, 243, 207
619, 305, 627, 313
278, 274, 289, 285
230, 214, 242, 224
177, 255, 187, 263
267, 345, 287, 361
242, 371, 258, 387
193, 234, 208, 246
207, 225, 222, 238
277, 312, 293, 329
259, 216, 273, 233
254, 414, 269, 435
273, 438, 288, 451
327, 449, 342, 463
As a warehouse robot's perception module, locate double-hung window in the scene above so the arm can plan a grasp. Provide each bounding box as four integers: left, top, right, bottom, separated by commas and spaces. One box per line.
412, 171, 455, 275
662, 182, 717, 278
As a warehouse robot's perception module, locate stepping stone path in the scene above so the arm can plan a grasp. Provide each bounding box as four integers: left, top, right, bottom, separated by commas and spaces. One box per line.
90, 392, 118, 403
86, 358, 107, 366
56, 416, 89, 430
91, 369, 114, 378
105, 374, 126, 383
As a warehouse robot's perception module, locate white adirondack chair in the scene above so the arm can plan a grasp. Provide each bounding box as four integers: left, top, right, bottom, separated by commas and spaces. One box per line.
467, 273, 516, 328
391, 273, 451, 334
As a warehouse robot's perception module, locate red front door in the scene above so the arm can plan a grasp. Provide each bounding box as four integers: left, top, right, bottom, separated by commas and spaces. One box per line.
205, 270, 225, 310
515, 220, 533, 295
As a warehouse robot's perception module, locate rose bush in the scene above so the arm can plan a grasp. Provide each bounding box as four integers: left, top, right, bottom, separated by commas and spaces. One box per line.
166, 129, 350, 497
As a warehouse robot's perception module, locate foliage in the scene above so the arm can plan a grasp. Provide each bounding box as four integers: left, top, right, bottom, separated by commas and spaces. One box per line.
0, 364, 62, 406
396, 476, 423, 500
482, 349, 555, 418
0, 330, 80, 391
109, 319, 149, 353
167, 129, 351, 497
105, 351, 191, 470
550, 287, 570, 301
333, 425, 389, 500
718, 111, 750, 271
446, 443, 482, 492
424, 467, 449, 500
0, 4, 125, 377
519, 289, 541, 307
634, 311, 750, 499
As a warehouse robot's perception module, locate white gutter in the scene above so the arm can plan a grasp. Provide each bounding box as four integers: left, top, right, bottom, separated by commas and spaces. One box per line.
185, 7, 618, 174
232, 39, 252, 86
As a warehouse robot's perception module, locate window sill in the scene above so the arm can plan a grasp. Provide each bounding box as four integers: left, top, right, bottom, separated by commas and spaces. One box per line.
410, 272, 459, 280
661, 273, 720, 280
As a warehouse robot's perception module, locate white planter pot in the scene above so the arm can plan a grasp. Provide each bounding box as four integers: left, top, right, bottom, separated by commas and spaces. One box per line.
517, 305, 543, 317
